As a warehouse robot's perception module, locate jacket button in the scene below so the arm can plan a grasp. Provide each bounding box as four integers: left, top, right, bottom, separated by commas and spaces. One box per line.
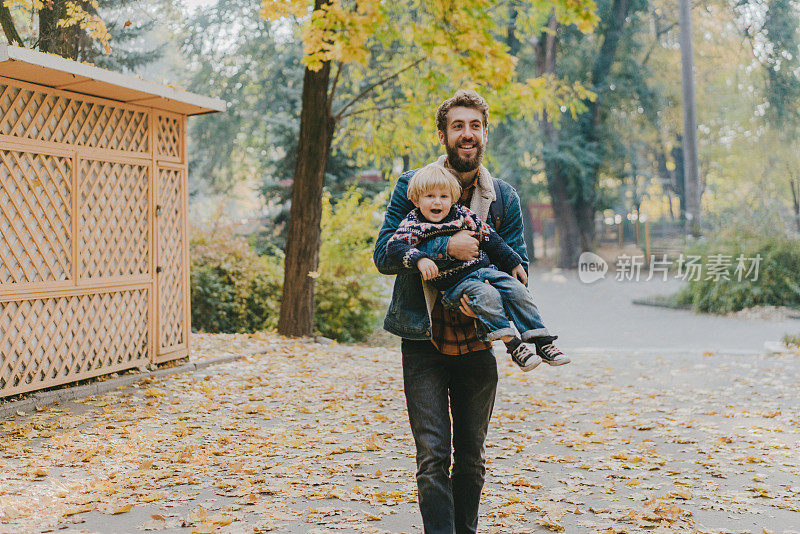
437, 254, 443, 259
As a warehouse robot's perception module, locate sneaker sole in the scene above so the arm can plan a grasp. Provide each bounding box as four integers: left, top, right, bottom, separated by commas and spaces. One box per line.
542, 358, 571, 366
520, 358, 542, 372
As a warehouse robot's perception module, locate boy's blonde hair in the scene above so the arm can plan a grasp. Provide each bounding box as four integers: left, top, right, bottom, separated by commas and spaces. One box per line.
407, 163, 462, 203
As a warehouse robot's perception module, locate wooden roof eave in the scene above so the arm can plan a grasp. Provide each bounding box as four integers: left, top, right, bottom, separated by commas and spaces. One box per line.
0, 44, 226, 116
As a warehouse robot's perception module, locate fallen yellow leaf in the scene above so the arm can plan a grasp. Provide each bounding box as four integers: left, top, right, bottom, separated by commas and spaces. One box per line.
111, 503, 134, 514
212, 515, 233, 526
139, 493, 163, 503
64, 505, 93, 517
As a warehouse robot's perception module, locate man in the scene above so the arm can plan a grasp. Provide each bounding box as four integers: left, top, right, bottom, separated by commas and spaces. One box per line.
373, 90, 529, 533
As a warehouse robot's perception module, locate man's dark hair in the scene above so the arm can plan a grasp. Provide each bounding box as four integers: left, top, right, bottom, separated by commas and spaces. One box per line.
435, 90, 490, 133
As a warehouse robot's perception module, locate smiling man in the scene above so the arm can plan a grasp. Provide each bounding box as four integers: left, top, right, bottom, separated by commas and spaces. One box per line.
373, 90, 529, 533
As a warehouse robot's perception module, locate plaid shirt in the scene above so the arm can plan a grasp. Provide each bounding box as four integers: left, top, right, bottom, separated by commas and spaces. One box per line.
430, 297, 492, 355
429, 170, 491, 355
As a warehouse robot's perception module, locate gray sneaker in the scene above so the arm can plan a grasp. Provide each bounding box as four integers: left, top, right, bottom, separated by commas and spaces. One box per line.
510, 343, 541, 372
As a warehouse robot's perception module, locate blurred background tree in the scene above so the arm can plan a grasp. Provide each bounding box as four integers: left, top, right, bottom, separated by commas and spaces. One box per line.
0, 0, 163, 68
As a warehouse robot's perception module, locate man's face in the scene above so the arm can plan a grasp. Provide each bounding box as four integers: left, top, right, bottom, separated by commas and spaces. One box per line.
438, 106, 487, 175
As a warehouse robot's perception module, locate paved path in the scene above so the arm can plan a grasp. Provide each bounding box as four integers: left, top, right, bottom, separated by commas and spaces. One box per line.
2, 333, 798, 533
529, 269, 800, 353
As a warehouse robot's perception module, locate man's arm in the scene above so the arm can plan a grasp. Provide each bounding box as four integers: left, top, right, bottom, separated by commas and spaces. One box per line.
373, 171, 452, 275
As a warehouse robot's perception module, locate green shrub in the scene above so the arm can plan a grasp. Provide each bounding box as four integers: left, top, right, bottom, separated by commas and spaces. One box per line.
675, 230, 800, 314
190, 188, 386, 341
190, 264, 240, 331
190, 222, 283, 333
315, 188, 386, 342
783, 332, 800, 348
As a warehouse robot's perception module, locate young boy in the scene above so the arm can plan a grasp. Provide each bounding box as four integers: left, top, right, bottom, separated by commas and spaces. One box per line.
386, 163, 570, 371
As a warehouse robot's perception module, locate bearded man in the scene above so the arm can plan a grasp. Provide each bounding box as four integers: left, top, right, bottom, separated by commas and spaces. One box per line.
373, 90, 529, 533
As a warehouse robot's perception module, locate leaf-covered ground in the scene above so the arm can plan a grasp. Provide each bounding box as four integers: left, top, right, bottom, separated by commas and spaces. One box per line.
1, 333, 798, 533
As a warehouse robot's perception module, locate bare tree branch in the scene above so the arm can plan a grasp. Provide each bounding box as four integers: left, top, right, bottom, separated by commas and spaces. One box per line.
338, 103, 403, 121
642, 21, 677, 66
332, 57, 425, 122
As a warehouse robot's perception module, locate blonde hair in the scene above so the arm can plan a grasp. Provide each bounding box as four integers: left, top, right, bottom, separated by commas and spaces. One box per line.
407, 164, 462, 203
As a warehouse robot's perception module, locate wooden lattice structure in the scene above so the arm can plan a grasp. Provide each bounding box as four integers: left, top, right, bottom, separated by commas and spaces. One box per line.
0, 45, 225, 398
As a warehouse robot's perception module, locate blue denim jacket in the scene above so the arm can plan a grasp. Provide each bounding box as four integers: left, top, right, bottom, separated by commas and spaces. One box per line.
373, 164, 529, 340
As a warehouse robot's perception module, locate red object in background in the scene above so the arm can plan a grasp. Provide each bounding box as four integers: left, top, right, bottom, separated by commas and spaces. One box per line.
359, 170, 382, 182
528, 203, 553, 234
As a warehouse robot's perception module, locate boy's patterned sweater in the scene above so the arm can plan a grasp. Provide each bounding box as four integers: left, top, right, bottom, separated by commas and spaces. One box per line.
387, 204, 523, 291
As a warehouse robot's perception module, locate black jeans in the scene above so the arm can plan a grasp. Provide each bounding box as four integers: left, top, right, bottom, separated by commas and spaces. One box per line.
401, 339, 498, 534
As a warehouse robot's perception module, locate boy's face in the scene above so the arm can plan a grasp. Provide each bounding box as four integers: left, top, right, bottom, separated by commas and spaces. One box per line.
413, 186, 454, 223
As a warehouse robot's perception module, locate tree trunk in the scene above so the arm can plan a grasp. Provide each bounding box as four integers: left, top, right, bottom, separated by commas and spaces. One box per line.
568, 0, 631, 256
38, 0, 87, 59
537, 13, 581, 267
791, 176, 800, 233
574, 198, 595, 254
277, 55, 333, 337
667, 193, 676, 222
657, 150, 676, 221
671, 139, 686, 222
679, 0, 701, 236
39, 2, 67, 55
546, 157, 582, 267
0, 3, 23, 46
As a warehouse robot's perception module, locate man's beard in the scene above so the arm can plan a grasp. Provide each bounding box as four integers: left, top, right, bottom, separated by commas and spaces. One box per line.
446, 138, 485, 174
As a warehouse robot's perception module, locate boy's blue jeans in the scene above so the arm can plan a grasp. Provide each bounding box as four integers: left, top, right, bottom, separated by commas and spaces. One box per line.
441, 267, 549, 342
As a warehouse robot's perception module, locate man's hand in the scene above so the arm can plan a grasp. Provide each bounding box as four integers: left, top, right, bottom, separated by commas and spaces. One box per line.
447, 230, 479, 261
417, 258, 439, 280
511, 264, 528, 286
459, 293, 478, 318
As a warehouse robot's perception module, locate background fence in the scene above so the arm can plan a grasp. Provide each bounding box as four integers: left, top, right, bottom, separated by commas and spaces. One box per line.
0, 76, 189, 398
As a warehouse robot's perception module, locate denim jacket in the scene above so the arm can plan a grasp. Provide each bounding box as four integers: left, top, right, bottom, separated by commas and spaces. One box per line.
373, 157, 529, 340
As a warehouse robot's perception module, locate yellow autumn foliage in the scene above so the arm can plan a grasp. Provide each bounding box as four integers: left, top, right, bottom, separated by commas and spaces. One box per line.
259, 0, 598, 101
4, 0, 111, 53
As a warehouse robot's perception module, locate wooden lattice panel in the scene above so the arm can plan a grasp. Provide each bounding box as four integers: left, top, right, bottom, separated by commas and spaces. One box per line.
156, 115, 182, 161
157, 167, 186, 351
0, 290, 149, 397
0, 149, 72, 285
79, 159, 149, 279
0, 83, 149, 152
